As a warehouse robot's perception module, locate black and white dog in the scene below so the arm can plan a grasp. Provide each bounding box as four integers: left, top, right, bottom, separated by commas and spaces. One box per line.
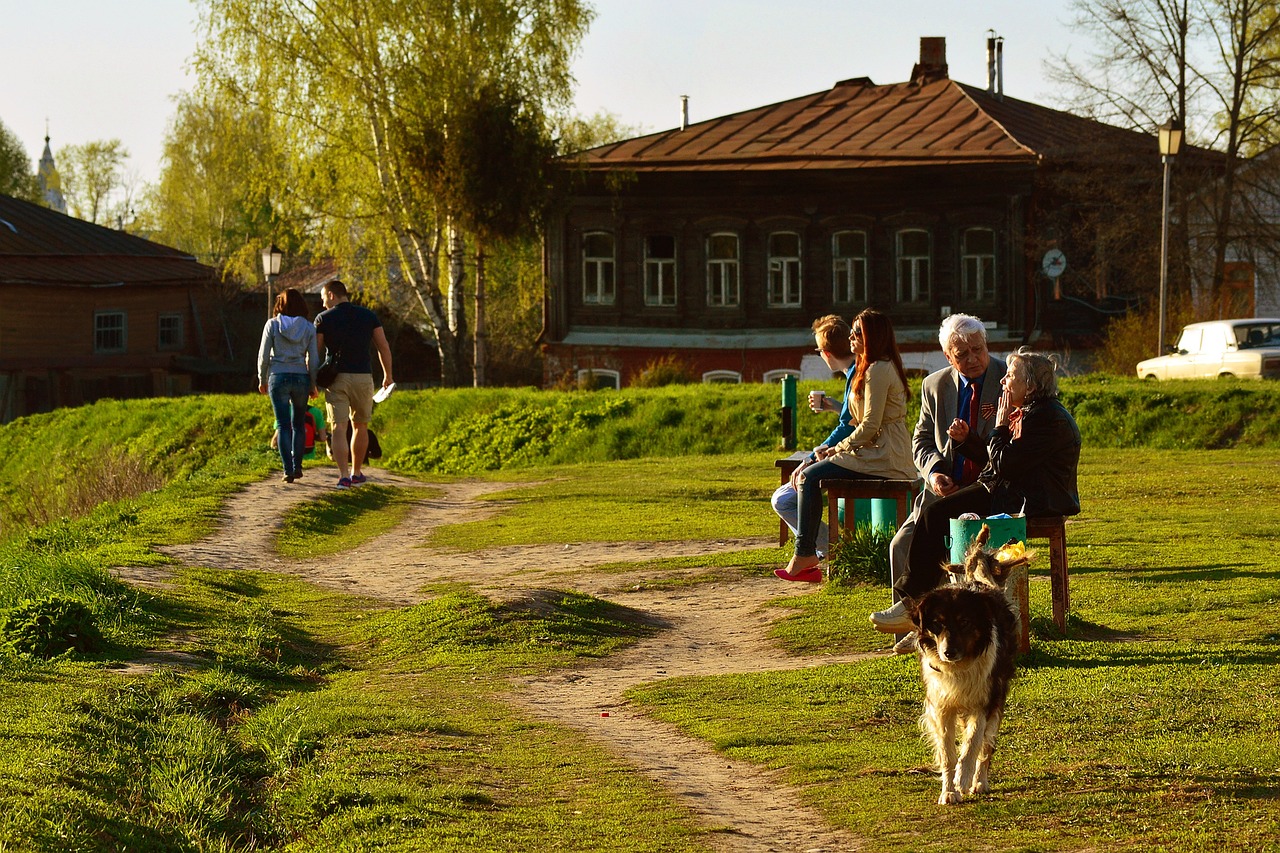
908, 525, 1022, 805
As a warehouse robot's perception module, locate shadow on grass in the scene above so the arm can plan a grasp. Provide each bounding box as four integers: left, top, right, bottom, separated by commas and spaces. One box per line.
1021, 641, 1280, 670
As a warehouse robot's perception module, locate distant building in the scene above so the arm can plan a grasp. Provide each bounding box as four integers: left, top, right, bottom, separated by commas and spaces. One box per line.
37, 134, 66, 214
0, 193, 231, 422
541, 36, 1172, 387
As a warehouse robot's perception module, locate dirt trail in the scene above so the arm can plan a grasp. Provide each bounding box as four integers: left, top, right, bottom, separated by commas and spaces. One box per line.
129, 467, 871, 852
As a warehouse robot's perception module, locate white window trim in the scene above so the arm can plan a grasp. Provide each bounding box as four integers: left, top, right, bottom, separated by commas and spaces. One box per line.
762, 369, 800, 384
582, 231, 616, 306
644, 235, 677, 307
961, 227, 996, 301
706, 232, 740, 307
702, 370, 742, 384
577, 368, 620, 389
832, 229, 868, 303
767, 231, 802, 307
896, 228, 931, 303
94, 310, 127, 354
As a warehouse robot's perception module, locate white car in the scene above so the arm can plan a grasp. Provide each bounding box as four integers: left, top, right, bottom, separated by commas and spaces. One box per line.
1136, 318, 1280, 380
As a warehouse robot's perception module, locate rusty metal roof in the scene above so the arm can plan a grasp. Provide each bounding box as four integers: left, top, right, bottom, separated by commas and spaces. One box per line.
0, 193, 214, 286
576, 76, 1157, 172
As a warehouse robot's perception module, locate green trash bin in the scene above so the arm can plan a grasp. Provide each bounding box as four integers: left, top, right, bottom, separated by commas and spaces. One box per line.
947, 516, 1026, 564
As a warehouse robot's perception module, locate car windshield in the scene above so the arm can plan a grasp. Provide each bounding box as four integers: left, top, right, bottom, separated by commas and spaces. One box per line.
1234, 323, 1280, 348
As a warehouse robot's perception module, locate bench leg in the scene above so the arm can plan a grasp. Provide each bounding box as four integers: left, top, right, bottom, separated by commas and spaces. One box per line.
1048, 527, 1069, 634
1011, 566, 1031, 655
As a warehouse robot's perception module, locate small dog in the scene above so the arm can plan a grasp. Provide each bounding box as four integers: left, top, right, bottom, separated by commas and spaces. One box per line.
908, 525, 1021, 805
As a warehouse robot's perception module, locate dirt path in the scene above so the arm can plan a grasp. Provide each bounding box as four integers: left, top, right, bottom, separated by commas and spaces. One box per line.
131, 467, 870, 852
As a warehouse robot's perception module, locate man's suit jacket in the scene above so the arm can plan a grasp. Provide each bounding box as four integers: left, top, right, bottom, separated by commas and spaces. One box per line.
912, 357, 1007, 484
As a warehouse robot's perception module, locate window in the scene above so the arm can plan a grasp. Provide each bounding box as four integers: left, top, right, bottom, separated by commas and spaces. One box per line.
702, 370, 741, 384
961, 228, 995, 300
644, 234, 677, 306
94, 311, 126, 353
158, 313, 184, 351
763, 369, 801, 384
706, 233, 740, 307
896, 229, 931, 302
767, 231, 802, 306
832, 230, 868, 303
582, 232, 615, 305
576, 368, 620, 390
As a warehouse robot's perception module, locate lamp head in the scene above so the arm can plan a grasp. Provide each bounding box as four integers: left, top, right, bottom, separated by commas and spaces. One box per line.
1158, 118, 1184, 157
261, 244, 283, 279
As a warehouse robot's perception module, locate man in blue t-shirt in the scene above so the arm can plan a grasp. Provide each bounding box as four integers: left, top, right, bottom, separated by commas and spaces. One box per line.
314, 279, 393, 489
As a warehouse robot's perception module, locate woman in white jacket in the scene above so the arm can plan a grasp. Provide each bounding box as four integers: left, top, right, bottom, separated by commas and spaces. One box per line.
257, 288, 319, 483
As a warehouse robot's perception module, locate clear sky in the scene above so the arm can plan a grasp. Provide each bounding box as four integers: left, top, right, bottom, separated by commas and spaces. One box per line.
0, 0, 1083, 187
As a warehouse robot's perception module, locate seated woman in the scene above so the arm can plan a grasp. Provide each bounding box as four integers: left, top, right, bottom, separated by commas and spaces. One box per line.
870, 347, 1081, 631
771, 315, 857, 555
776, 309, 916, 583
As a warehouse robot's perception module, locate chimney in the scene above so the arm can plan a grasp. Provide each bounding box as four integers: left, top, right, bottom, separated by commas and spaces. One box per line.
986, 31, 1004, 100
680, 95, 689, 130
911, 36, 949, 84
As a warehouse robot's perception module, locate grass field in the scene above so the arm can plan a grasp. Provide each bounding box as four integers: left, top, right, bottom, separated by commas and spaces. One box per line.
0, 386, 1278, 851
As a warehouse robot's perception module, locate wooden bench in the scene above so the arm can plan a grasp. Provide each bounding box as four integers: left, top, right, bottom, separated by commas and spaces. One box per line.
821, 478, 916, 551
1026, 515, 1070, 634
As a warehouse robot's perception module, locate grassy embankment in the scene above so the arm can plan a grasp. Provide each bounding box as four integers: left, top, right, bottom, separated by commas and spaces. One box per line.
0, 379, 1278, 850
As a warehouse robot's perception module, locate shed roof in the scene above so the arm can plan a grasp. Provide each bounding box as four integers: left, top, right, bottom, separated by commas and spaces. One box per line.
0, 193, 214, 286
574, 76, 1159, 173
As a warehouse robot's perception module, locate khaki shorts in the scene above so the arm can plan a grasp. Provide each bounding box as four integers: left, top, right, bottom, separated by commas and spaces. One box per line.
325, 373, 375, 427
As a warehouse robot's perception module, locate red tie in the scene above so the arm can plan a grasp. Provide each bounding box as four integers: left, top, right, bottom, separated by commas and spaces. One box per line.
961, 382, 980, 485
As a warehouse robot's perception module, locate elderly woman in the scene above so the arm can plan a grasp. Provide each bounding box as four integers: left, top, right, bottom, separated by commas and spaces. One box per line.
871, 346, 1081, 631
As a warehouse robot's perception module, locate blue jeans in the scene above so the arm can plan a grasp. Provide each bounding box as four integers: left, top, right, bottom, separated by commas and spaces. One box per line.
793, 460, 882, 558
269, 372, 310, 475
770, 482, 827, 557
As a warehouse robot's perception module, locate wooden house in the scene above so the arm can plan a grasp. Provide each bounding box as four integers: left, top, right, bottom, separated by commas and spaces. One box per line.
0, 193, 231, 421
541, 37, 1166, 387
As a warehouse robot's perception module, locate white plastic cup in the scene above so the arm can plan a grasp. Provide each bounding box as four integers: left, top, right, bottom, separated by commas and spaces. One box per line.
808, 390, 826, 412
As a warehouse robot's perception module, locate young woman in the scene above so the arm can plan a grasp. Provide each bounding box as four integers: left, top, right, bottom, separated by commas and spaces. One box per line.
257, 287, 319, 483
776, 309, 916, 582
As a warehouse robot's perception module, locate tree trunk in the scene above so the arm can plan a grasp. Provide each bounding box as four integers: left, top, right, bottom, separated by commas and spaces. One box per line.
474, 245, 487, 387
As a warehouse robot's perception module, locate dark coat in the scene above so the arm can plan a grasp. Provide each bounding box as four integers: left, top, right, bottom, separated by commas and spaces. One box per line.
979, 397, 1081, 517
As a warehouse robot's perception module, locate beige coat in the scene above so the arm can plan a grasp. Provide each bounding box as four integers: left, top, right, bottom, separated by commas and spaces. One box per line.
827, 359, 916, 479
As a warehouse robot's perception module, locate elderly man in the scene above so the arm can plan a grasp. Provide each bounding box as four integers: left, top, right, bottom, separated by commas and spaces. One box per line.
870, 313, 1006, 646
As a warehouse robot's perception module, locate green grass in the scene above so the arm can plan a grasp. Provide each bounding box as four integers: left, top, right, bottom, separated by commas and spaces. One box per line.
275, 484, 439, 558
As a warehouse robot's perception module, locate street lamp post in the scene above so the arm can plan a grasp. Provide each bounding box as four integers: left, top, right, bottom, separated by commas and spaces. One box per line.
261, 244, 283, 318
1157, 119, 1183, 357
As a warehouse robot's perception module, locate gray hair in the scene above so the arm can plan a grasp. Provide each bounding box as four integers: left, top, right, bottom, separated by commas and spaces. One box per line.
938, 313, 988, 352
1007, 346, 1060, 401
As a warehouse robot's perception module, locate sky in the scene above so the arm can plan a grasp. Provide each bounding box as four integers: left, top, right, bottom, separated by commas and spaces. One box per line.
0, 0, 1085, 188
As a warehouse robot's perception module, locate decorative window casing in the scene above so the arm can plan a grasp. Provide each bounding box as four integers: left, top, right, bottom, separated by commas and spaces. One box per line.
961, 228, 996, 301
706, 233, 740, 307
582, 231, 616, 305
158, 313, 184, 351
576, 368, 620, 390
767, 231, 802, 306
832, 230, 868, 303
702, 369, 742, 384
94, 311, 127, 354
896, 229, 931, 302
763, 369, 801, 384
644, 234, 677, 307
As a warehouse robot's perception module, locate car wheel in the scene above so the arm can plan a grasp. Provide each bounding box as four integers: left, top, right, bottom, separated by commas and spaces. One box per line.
1141, 373, 1158, 381
1218, 372, 1235, 379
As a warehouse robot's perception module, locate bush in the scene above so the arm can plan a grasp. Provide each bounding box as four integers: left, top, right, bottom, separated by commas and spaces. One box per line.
824, 524, 893, 587
3, 595, 104, 658
1093, 297, 1203, 376
631, 354, 694, 387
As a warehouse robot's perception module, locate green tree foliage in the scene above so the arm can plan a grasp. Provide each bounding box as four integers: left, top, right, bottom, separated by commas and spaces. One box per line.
0, 117, 38, 201
56, 139, 133, 226
193, 0, 593, 386
146, 88, 298, 283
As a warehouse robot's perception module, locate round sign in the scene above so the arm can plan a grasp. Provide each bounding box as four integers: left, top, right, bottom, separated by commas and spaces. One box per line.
1042, 249, 1066, 279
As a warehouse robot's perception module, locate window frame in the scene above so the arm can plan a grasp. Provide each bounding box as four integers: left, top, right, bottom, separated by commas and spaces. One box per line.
960, 227, 996, 301
705, 232, 741, 307
896, 228, 931, 303
701, 369, 742, 384
157, 313, 185, 351
582, 231, 616, 306
762, 368, 801, 384
576, 368, 620, 390
643, 233, 678, 307
94, 310, 127, 354
767, 231, 803, 307
832, 229, 869, 304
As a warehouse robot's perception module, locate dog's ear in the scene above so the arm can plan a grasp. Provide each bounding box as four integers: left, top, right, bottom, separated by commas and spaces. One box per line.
901, 594, 922, 626
942, 562, 966, 584
976, 524, 991, 547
